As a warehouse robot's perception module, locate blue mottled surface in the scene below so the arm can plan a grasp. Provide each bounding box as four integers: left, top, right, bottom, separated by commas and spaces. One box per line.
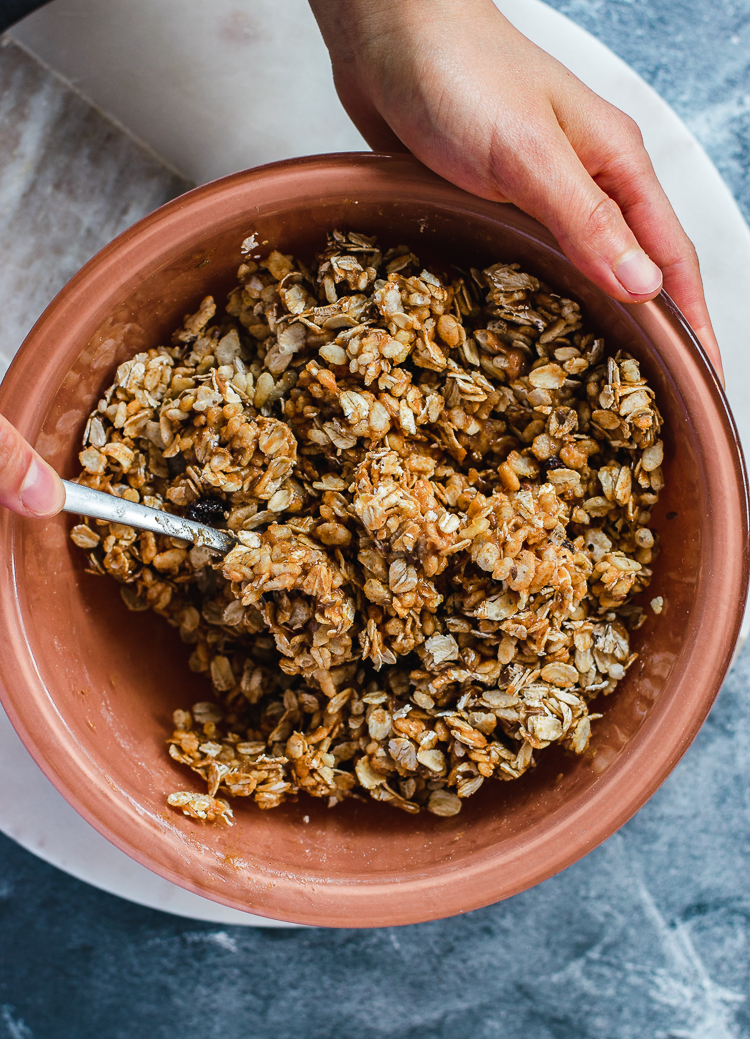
1, 2, 750, 1036
2, 642, 750, 1038
547, 0, 750, 224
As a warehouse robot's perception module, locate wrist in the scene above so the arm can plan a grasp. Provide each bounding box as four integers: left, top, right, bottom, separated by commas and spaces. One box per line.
308, 0, 510, 66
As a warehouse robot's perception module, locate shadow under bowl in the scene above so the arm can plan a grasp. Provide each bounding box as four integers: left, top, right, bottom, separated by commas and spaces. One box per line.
0, 153, 746, 927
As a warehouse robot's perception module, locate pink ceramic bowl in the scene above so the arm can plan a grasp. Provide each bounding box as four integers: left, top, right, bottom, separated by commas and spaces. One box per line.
0, 154, 746, 927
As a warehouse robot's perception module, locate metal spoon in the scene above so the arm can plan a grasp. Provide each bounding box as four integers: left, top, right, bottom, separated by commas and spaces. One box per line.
62, 480, 238, 555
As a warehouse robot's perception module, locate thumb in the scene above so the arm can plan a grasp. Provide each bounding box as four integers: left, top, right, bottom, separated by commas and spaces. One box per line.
506, 134, 663, 303
0, 413, 65, 518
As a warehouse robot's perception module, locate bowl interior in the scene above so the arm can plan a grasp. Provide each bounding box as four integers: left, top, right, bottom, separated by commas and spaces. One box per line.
0, 155, 745, 926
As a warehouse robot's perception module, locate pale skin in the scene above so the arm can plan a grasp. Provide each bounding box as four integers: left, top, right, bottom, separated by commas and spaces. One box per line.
0, 0, 722, 519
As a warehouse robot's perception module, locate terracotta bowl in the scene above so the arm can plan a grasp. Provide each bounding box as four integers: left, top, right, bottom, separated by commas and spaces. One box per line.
0, 154, 746, 928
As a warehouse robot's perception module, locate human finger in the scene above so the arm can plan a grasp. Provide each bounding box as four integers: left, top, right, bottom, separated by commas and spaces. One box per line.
584, 124, 722, 373
487, 118, 663, 304
0, 413, 65, 518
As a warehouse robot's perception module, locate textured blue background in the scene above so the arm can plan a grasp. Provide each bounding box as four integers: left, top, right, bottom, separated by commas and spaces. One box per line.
550, 0, 750, 225
1, 2, 749, 1036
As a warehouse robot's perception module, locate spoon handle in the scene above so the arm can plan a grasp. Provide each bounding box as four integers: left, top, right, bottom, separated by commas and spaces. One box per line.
62, 480, 237, 555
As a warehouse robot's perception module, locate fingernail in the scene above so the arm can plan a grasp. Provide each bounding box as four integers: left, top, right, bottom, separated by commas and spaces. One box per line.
19, 459, 63, 517
614, 250, 662, 296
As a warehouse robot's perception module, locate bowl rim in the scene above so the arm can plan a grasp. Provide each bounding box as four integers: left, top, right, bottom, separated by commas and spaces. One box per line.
0, 152, 747, 927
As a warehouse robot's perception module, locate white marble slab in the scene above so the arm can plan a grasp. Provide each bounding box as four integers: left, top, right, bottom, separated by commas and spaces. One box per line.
0, 35, 188, 377
4, 0, 750, 927
12, 0, 366, 181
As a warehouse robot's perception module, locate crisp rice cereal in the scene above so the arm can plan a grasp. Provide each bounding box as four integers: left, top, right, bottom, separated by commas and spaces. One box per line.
70, 231, 663, 822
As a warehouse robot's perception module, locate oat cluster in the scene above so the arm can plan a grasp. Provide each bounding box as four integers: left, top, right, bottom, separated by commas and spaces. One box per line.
70, 231, 664, 824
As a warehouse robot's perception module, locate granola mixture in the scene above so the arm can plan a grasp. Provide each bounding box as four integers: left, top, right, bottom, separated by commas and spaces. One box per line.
70, 231, 664, 824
